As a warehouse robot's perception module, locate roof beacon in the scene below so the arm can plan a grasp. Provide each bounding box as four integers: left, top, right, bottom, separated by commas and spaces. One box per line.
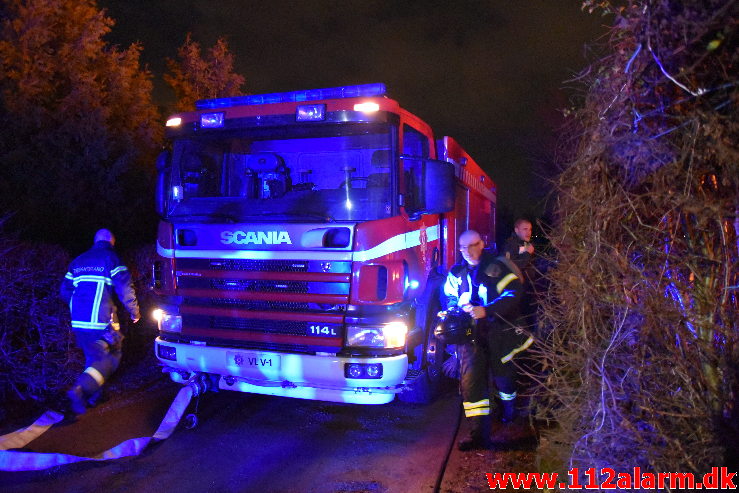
195, 83, 387, 110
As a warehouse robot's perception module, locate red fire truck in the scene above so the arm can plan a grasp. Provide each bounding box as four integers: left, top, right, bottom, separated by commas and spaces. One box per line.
152, 83, 496, 404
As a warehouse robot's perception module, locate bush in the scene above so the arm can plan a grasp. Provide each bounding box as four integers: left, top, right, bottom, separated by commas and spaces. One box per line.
0, 234, 162, 420
534, 0, 738, 476
0, 230, 76, 420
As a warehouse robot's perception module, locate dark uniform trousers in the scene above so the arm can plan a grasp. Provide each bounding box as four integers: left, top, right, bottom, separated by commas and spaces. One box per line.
458, 327, 533, 421
73, 325, 123, 396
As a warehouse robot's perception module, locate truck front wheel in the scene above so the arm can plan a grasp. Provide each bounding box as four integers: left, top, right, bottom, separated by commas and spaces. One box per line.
398, 280, 451, 404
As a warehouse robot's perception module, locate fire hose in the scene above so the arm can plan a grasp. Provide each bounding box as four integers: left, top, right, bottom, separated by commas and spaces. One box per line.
0, 381, 200, 471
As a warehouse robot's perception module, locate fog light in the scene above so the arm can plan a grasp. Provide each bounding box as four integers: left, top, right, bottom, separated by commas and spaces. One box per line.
366, 364, 382, 378
346, 364, 363, 379
158, 345, 177, 361
344, 363, 383, 379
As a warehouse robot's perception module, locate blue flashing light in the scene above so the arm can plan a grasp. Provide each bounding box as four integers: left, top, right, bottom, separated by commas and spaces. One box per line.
200, 112, 224, 128
195, 83, 387, 110
296, 104, 326, 121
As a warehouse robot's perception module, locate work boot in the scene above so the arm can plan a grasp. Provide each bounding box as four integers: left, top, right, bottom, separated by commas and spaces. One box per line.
86, 389, 109, 408
457, 434, 491, 451
457, 416, 492, 451
66, 385, 87, 415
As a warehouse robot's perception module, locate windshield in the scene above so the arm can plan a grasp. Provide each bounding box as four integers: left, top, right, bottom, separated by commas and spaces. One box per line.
164, 122, 395, 222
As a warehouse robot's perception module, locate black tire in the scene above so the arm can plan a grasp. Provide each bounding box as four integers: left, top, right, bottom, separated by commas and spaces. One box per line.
399, 269, 449, 404
398, 328, 446, 404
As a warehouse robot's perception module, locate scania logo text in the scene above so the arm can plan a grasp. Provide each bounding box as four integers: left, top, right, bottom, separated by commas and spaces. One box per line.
221, 230, 292, 245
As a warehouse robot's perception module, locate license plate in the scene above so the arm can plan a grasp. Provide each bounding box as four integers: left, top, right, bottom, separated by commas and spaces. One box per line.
228, 351, 280, 370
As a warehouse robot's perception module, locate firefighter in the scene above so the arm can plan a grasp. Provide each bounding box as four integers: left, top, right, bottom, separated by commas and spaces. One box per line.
503, 218, 537, 329
440, 230, 533, 451
503, 218, 534, 274
60, 229, 140, 415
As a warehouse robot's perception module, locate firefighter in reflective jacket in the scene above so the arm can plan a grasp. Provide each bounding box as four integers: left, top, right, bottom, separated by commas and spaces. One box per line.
441, 230, 534, 451
60, 229, 140, 414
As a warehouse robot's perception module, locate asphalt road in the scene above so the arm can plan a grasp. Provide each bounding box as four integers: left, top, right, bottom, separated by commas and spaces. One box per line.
1, 381, 463, 493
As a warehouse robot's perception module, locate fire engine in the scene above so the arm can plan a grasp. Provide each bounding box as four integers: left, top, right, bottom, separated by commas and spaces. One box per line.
152, 83, 496, 404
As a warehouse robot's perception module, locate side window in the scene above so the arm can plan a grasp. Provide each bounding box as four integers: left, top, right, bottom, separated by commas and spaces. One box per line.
402, 125, 429, 158
402, 125, 430, 212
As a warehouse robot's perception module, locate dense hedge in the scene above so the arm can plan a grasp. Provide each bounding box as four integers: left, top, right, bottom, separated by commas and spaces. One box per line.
0, 231, 159, 421
534, 0, 738, 478
0, 231, 75, 421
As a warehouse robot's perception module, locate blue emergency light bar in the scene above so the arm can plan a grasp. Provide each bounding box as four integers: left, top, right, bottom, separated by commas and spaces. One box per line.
195, 83, 387, 110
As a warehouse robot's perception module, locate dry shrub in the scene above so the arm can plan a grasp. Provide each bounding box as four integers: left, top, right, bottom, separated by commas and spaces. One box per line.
0, 225, 76, 419
0, 231, 162, 419
534, 0, 738, 480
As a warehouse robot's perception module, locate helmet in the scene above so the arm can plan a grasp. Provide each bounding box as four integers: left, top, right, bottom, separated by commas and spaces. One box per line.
434, 307, 475, 345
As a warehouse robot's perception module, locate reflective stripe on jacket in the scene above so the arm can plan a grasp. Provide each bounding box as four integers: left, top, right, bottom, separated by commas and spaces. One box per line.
442, 253, 531, 362
60, 241, 140, 330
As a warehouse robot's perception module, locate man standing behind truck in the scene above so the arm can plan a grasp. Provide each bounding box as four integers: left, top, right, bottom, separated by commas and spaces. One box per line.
504, 218, 534, 274
504, 218, 537, 328
60, 229, 140, 415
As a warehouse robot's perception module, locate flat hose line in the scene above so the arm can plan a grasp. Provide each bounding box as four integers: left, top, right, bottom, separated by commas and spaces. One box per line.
0, 385, 194, 471
433, 395, 463, 493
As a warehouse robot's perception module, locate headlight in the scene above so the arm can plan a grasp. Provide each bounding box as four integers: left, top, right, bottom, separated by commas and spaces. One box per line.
154, 310, 182, 333
346, 321, 408, 349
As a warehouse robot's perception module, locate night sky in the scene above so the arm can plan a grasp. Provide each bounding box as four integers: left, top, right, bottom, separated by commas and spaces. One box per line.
99, 0, 608, 238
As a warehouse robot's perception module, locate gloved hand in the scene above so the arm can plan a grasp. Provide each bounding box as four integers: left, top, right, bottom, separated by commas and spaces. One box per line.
462, 304, 487, 320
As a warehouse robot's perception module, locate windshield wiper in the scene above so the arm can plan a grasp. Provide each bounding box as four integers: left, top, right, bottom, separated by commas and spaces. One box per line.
167, 212, 239, 223
243, 211, 335, 222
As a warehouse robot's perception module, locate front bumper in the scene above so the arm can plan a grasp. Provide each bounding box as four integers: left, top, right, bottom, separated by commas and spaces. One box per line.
155, 337, 407, 404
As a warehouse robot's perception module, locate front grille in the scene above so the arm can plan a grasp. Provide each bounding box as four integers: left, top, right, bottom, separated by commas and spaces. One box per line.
177, 258, 351, 274
212, 317, 313, 336
211, 279, 308, 293
176, 256, 350, 353
202, 298, 310, 312
207, 259, 309, 272
177, 276, 349, 295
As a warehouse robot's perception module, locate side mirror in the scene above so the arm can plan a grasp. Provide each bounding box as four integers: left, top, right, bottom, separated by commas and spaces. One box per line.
155, 150, 171, 217
404, 157, 455, 219
421, 158, 455, 214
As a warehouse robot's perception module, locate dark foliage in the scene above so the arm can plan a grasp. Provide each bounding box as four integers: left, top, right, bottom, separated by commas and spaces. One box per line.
0, 224, 74, 420
0, 228, 161, 421
533, 0, 738, 479
0, 0, 161, 252
164, 33, 245, 113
